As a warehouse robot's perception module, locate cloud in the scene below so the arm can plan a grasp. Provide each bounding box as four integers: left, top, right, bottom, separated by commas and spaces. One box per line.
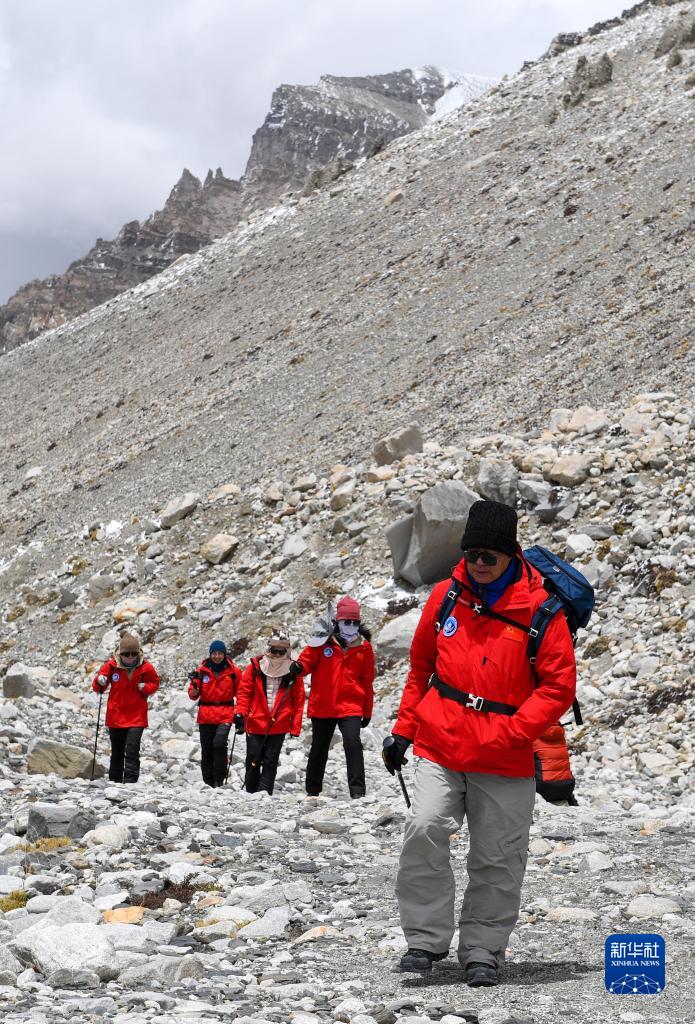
0, 0, 629, 302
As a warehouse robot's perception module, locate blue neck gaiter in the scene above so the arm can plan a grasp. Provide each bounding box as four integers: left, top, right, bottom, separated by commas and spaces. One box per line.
467, 556, 519, 608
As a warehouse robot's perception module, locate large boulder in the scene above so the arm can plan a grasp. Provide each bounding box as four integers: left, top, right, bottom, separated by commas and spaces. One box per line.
547, 453, 594, 486
160, 492, 200, 529
377, 610, 421, 660
388, 481, 480, 587
238, 905, 291, 939
26, 804, 96, 841
112, 595, 157, 624
476, 459, 518, 506
118, 953, 206, 988
372, 424, 423, 465
26, 738, 105, 780
11, 922, 118, 980
0, 947, 22, 985
3, 663, 52, 699
200, 533, 239, 564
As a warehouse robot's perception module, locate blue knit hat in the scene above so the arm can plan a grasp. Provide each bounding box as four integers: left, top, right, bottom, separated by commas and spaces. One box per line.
209, 640, 227, 655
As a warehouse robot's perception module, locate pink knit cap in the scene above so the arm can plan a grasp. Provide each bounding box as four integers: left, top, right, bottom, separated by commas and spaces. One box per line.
336, 596, 361, 621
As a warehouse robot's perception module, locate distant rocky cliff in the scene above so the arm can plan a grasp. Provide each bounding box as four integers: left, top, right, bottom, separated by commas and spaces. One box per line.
243, 67, 490, 206
0, 170, 243, 354
0, 67, 489, 355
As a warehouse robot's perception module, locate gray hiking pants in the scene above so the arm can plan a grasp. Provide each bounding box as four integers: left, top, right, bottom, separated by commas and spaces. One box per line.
396, 757, 535, 969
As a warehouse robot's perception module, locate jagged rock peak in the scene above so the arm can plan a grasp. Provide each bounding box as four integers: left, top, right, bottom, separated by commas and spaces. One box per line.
169, 168, 203, 197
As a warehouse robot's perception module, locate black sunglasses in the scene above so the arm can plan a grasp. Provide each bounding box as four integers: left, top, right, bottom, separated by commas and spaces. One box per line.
340, 619, 360, 626
121, 651, 138, 658
268, 647, 288, 656
463, 549, 500, 566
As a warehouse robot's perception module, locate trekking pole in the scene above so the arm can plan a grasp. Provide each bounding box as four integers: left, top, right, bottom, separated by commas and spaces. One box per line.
91, 690, 103, 781
395, 769, 411, 809
382, 735, 411, 809
225, 728, 238, 786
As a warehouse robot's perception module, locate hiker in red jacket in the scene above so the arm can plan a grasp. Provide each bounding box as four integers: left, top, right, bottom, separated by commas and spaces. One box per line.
92, 632, 159, 783
299, 596, 375, 799
234, 626, 305, 795
188, 640, 240, 788
383, 500, 576, 986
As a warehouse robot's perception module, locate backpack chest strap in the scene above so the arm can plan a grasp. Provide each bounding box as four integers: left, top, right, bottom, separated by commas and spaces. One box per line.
430, 672, 518, 716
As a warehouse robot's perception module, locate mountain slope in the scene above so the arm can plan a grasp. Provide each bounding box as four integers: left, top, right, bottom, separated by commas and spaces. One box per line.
0, 68, 489, 356
0, 1, 693, 552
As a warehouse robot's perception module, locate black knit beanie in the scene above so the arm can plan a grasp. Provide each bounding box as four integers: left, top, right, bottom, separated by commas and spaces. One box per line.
461, 500, 518, 556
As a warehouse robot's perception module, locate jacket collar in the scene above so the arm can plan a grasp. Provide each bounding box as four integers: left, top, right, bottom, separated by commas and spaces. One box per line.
452, 548, 542, 612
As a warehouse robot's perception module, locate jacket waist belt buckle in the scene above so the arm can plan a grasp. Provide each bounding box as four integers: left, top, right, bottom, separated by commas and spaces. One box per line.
466, 694, 485, 711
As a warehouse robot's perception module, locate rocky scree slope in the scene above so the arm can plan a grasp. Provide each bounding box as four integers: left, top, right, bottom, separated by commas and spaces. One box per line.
0, 394, 694, 1023
0, 0, 693, 555
0, 67, 489, 356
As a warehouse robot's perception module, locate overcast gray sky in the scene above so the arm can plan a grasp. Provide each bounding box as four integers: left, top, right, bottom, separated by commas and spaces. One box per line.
0, 0, 630, 303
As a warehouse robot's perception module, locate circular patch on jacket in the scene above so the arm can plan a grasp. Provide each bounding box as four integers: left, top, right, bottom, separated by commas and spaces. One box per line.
442, 616, 458, 638
323, 647, 334, 658
203, 676, 209, 683
112, 672, 120, 681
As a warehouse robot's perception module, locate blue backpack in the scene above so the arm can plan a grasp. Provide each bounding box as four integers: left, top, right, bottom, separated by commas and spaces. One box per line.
436, 545, 595, 726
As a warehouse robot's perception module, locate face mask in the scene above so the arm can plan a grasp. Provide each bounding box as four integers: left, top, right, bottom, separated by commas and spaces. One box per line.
338, 621, 360, 643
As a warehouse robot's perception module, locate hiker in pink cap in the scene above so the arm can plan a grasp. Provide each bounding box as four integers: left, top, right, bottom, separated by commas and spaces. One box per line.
299, 595, 375, 799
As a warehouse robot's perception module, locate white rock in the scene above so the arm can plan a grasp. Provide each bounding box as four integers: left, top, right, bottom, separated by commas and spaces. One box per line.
547, 907, 597, 922
282, 534, 308, 559
330, 480, 356, 511
626, 894, 681, 919
565, 533, 595, 561
160, 492, 200, 529
547, 454, 594, 486
269, 591, 294, 612
376, 610, 420, 660
238, 904, 290, 938
200, 532, 239, 564
11, 922, 117, 980
100, 923, 151, 952
161, 738, 197, 760
84, 824, 131, 849
333, 997, 366, 1021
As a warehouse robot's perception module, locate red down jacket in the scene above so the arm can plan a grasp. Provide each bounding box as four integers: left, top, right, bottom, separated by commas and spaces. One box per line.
92, 657, 160, 728
187, 658, 240, 725
393, 553, 576, 777
235, 658, 305, 736
299, 637, 374, 719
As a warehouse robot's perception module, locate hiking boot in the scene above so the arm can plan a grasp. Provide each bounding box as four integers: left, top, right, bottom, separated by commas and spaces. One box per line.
399, 948, 448, 973
464, 961, 499, 987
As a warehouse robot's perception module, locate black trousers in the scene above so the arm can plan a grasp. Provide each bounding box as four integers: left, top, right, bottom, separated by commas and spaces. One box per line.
306, 716, 365, 798
244, 733, 285, 795
108, 727, 145, 783
199, 723, 232, 787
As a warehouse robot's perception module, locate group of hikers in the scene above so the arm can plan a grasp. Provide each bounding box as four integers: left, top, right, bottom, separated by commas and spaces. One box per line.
92, 595, 374, 798
91, 499, 580, 988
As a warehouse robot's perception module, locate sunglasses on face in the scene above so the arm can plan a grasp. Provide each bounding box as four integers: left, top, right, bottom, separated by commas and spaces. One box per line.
268, 647, 288, 656
121, 652, 138, 659
463, 549, 500, 567
340, 619, 360, 626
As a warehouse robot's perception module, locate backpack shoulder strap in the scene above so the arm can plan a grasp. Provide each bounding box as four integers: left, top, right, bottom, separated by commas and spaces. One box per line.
528, 596, 583, 725
435, 577, 464, 633
527, 595, 565, 663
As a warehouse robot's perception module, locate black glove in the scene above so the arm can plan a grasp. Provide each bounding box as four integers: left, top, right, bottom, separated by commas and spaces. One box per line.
288, 661, 303, 679
360, 717, 371, 728
188, 671, 202, 682
234, 714, 245, 734
382, 734, 410, 775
